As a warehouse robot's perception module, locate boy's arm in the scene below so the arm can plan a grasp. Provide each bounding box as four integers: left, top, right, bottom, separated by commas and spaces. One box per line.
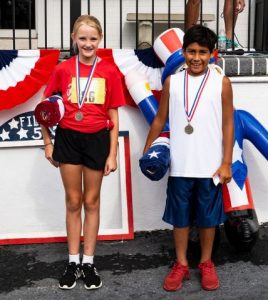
216, 76, 234, 183
143, 76, 170, 154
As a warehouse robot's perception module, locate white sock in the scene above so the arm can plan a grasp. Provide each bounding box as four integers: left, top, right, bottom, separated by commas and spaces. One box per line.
82, 254, 94, 265
69, 254, 80, 265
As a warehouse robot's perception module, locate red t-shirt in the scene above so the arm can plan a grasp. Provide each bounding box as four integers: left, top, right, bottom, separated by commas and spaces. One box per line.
44, 56, 126, 133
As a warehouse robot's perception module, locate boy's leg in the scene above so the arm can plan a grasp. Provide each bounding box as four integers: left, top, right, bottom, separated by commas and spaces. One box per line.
198, 227, 219, 291
199, 227, 215, 263
163, 227, 190, 291
174, 227, 190, 265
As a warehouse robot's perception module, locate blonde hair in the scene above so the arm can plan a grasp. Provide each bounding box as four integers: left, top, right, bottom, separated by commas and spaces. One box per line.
72, 15, 103, 53
72, 15, 102, 36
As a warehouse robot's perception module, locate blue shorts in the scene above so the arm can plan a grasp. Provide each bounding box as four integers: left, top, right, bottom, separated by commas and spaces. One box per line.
163, 177, 227, 228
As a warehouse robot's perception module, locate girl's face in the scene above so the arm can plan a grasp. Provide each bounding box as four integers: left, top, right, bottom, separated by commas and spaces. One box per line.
72, 24, 102, 64
183, 42, 214, 76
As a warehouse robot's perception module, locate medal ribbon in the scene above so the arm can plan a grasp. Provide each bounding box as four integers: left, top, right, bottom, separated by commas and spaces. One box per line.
183, 68, 210, 123
76, 55, 97, 109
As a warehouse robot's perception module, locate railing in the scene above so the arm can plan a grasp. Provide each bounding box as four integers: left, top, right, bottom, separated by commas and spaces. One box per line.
0, 0, 267, 53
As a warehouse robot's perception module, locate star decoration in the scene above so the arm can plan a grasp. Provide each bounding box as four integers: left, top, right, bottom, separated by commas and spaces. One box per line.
232, 141, 243, 163
148, 150, 161, 159
17, 127, 29, 139
8, 118, 19, 129
0, 129, 10, 141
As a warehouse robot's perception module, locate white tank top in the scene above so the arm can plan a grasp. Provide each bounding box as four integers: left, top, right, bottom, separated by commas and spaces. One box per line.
169, 66, 224, 177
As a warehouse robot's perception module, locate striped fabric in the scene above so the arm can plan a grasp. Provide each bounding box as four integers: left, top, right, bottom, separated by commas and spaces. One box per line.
0, 49, 60, 111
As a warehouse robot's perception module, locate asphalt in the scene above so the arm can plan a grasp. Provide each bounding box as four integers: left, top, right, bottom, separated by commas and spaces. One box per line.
1, 224, 268, 300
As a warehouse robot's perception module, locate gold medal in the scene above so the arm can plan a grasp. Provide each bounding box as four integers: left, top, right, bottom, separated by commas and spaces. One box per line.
75, 111, 83, 121
185, 123, 194, 134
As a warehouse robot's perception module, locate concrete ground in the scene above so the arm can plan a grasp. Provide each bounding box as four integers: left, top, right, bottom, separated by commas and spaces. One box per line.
0, 224, 268, 300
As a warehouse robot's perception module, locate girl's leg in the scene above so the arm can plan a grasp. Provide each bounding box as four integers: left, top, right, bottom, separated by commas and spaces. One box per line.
82, 167, 103, 256
60, 163, 83, 255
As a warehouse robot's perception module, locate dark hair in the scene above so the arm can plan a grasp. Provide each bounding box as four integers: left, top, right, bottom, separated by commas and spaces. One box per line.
183, 25, 217, 53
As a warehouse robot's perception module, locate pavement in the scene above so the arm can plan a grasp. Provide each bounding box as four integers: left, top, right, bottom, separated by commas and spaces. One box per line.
1, 224, 268, 300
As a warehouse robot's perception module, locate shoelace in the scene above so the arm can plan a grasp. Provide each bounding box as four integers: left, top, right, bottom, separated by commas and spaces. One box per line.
82, 264, 99, 277
169, 263, 187, 278
200, 262, 215, 275
64, 264, 80, 278
226, 38, 239, 48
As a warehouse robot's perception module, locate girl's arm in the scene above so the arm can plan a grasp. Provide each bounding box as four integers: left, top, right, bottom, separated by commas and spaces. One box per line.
40, 96, 59, 167
104, 108, 119, 176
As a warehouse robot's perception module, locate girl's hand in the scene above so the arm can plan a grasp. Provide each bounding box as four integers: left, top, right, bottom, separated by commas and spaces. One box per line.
44, 143, 59, 168
104, 155, 117, 176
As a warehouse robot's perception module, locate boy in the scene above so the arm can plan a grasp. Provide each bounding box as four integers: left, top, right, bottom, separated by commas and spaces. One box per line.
143, 25, 234, 291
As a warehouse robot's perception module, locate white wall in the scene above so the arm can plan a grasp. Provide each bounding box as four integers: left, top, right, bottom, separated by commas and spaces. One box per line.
0, 79, 267, 241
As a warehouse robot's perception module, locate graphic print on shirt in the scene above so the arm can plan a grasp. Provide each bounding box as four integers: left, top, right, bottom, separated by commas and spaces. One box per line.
69, 77, 106, 105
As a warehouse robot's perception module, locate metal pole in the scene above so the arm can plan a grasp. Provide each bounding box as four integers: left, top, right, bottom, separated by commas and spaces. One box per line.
103, 0, 106, 48
120, 0, 122, 48
28, 0, 32, 49
135, 0, 139, 49
70, 0, 81, 55
12, 0, 15, 49
247, 0, 251, 51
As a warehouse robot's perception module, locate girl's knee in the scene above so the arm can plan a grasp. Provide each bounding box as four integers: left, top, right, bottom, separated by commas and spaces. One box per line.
66, 197, 82, 213
83, 196, 100, 212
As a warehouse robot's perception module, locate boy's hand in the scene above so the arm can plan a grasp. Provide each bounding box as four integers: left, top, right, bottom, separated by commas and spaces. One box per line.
213, 163, 232, 184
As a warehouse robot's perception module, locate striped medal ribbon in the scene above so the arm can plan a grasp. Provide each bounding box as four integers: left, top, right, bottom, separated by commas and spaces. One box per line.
183, 68, 210, 134
75, 55, 97, 121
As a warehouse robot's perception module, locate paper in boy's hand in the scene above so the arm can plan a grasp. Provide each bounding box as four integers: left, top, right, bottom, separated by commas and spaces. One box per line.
213, 175, 220, 186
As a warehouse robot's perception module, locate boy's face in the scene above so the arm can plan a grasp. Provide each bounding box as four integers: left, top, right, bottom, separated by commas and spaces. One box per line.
183, 42, 214, 76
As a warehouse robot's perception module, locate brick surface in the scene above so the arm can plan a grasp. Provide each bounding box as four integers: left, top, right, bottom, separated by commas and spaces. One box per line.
217, 55, 268, 77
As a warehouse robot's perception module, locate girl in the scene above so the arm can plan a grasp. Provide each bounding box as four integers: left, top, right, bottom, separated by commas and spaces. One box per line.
41, 15, 125, 290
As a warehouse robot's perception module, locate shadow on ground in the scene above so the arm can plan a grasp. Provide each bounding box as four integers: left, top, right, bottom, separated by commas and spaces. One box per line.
0, 224, 268, 295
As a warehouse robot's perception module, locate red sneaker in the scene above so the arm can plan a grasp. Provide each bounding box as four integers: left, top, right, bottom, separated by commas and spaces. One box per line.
163, 262, 190, 291
198, 260, 219, 291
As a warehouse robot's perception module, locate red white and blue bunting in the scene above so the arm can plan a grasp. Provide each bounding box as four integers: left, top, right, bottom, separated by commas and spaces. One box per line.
0, 49, 60, 111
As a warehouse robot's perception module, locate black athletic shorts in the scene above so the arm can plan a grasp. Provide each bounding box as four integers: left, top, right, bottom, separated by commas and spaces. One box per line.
53, 126, 110, 170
